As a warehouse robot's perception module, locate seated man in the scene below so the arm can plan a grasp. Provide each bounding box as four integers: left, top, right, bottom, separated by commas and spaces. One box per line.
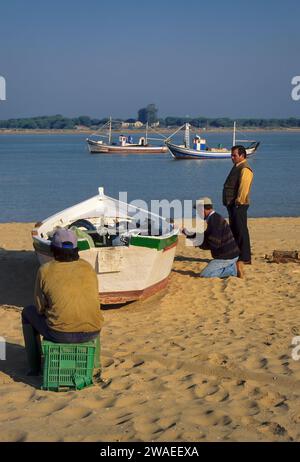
182, 197, 243, 279
22, 228, 104, 375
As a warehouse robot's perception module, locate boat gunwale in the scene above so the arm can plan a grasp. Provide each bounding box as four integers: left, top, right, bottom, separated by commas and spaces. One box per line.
35, 193, 174, 229
33, 230, 178, 253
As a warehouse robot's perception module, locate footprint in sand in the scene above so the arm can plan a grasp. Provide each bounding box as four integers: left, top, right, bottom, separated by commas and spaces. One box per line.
194, 383, 219, 399
208, 352, 229, 366
0, 430, 27, 442
229, 399, 260, 417
0, 410, 23, 422
3, 389, 36, 405
259, 421, 288, 438
155, 426, 182, 442
109, 377, 133, 391
157, 417, 178, 430
30, 400, 69, 417
258, 391, 286, 409
244, 356, 268, 370
114, 394, 141, 408
205, 388, 230, 403
182, 406, 221, 427
95, 397, 117, 408
102, 357, 114, 368
133, 415, 161, 439
51, 406, 94, 421
116, 412, 134, 426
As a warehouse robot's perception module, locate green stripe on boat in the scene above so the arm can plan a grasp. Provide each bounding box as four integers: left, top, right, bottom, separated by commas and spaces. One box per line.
129, 234, 178, 250
33, 234, 178, 254
33, 239, 90, 254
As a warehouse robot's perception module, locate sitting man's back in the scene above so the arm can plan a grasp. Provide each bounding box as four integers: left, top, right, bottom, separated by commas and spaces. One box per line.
22, 228, 103, 375
35, 258, 103, 334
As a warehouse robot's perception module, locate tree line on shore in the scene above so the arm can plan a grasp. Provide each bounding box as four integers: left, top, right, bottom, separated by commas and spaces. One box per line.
0, 114, 300, 130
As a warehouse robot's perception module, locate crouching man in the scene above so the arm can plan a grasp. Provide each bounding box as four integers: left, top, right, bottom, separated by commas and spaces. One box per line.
22, 228, 104, 375
182, 197, 243, 279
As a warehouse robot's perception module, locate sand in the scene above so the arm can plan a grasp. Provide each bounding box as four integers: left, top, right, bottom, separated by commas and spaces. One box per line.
0, 218, 300, 442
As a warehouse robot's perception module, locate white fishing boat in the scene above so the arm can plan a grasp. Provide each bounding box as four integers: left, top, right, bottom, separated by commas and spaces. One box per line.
86, 118, 168, 154
32, 188, 178, 304
166, 122, 260, 159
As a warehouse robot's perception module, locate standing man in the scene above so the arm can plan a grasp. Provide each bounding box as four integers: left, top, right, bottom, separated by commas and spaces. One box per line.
223, 145, 254, 266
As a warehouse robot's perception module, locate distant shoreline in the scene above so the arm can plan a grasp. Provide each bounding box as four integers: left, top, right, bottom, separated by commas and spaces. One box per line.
1, 127, 300, 135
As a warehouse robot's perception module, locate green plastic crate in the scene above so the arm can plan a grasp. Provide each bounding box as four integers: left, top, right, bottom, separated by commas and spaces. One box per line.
41, 340, 96, 392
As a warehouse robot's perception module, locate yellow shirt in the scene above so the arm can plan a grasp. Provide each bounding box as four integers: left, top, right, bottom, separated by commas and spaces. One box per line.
34, 259, 104, 333
236, 160, 253, 205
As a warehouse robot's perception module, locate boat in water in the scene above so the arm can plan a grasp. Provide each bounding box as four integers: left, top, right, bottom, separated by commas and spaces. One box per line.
166, 122, 260, 160
86, 118, 168, 154
32, 187, 178, 304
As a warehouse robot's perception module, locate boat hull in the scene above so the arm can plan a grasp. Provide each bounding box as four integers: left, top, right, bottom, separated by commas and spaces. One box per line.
87, 139, 168, 154
166, 142, 260, 159
33, 238, 177, 304
31, 187, 178, 305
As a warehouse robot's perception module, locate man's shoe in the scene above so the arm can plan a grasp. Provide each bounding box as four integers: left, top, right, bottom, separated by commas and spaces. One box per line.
236, 261, 244, 279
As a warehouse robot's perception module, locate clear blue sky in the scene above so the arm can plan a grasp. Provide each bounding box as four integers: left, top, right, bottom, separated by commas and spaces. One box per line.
0, 0, 300, 119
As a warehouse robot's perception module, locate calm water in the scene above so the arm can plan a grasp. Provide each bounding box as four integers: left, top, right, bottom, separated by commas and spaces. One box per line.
0, 131, 299, 222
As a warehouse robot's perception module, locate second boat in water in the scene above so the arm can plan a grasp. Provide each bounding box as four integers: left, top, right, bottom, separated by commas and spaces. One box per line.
166, 122, 260, 159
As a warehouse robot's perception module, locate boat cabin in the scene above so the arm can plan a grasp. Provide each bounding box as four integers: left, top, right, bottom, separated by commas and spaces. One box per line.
119, 135, 133, 146
193, 136, 206, 151
118, 135, 147, 147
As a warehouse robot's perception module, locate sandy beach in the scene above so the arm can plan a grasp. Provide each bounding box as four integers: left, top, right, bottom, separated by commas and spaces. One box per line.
1, 218, 300, 442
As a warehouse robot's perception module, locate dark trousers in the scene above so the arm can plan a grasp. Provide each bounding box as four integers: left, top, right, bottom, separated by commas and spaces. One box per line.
22, 305, 101, 374
22, 305, 99, 343
227, 205, 251, 262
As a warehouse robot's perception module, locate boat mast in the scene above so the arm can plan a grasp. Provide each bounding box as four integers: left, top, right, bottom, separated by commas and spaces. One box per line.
184, 123, 190, 148
108, 116, 112, 145
145, 122, 148, 145
232, 121, 236, 146
165, 123, 186, 143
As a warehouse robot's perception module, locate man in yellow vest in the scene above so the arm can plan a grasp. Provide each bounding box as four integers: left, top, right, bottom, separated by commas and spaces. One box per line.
223, 145, 254, 267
